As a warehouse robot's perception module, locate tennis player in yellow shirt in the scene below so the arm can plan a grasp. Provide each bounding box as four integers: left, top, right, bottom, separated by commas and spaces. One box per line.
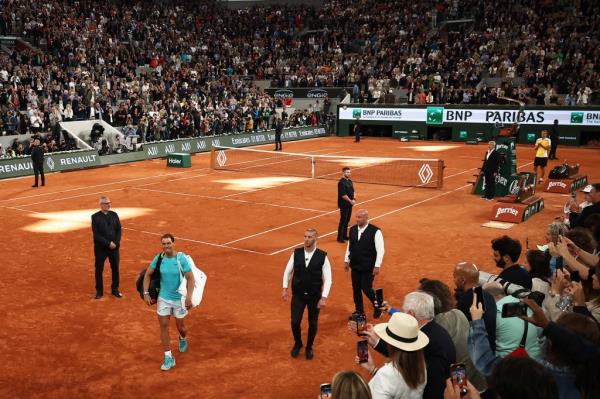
534, 130, 551, 184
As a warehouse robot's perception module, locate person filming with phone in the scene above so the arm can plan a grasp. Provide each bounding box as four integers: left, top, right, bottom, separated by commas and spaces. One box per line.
282, 228, 332, 360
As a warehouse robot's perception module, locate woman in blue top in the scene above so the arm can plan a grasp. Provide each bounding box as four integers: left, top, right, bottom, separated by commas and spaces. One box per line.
143, 233, 194, 371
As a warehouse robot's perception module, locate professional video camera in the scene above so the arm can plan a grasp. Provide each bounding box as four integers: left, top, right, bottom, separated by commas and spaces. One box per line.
478, 271, 545, 306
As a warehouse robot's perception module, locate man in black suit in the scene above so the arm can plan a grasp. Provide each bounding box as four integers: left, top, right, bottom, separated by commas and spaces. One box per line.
371, 291, 456, 399
30, 138, 45, 188
480, 140, 501, 200
282, 228, 332, 360
453, 261, 497, 351
353, 117, 361, 142
344, 209, 385, 318
337, 167, 355, 243
274, 117, 283, 151
91, 196, 122, 299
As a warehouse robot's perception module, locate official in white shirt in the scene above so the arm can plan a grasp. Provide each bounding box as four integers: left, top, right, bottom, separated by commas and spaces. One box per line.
345, 209, 385, 318
282, 228, 332, 360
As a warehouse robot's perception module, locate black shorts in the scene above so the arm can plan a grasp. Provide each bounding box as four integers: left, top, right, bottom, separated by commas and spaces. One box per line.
534, 157, 548, 167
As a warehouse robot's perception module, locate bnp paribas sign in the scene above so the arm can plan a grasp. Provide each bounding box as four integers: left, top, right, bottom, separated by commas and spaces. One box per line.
426, 106, 444, 124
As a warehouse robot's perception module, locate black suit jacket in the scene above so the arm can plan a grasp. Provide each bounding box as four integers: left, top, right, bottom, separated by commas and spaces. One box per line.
91, 210, 121, 249
481, 149, 501, 174
374, 320, 456, 399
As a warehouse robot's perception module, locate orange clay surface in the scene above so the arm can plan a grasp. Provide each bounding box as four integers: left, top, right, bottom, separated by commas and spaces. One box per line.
0, 137, 598, 398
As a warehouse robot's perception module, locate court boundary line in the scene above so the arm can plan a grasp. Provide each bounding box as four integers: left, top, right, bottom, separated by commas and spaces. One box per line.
222, 166, 480, 245
267, 161, 535, 255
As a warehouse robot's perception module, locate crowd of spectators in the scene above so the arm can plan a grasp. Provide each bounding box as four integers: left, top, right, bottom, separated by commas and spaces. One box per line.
323, 183, 600, 399
0, 0, 598, 152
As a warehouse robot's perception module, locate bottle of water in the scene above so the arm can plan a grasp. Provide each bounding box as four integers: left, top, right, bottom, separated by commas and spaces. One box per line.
555, 294, 573, 312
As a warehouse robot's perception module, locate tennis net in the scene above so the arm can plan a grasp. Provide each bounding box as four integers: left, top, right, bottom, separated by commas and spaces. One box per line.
210, 145, 444, 188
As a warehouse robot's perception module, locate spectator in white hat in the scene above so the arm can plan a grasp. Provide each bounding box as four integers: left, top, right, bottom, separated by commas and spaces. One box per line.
356, 312, 429, 399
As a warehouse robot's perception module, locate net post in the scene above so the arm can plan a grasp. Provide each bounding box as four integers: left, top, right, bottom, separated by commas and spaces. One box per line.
210, 145, 216, 169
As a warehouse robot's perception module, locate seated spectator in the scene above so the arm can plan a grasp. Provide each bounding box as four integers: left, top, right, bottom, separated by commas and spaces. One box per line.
570, 184, 600, 228
492, 235, 532, 289
329, 370, 372, 399
372, 292, 456, 399
483, 282, 544, 359
418, 278, 487, 392
452, 261, 497, 351
524, 250, 552, 298
357, 312, 428, 399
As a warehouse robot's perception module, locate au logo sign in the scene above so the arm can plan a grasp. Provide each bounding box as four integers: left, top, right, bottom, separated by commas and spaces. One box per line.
426, 107, 443, 125
570, 112, 584, 124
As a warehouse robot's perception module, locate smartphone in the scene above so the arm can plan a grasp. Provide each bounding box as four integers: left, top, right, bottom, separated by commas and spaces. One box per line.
356, 313, 367, 335
571, 270, 581, 283
527, 291, 545, 306
319, 383, 332, 399
501, 302, 528, 318
357, 339, 369, 364
450, 363, 468, 396
375, 288, 384, 307
473, 286, 485, 312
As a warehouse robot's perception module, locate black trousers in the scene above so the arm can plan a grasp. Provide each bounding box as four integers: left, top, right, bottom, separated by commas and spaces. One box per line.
275, 133, 282, 150
337, 205, 352, 241
351, 269, 376, 313
484, 172, 495, 199
549, 144, 558, 160
94, 246, 120, 293
291, 293, 320, 349
354, 129, 360, 142
33, 163, 45, 186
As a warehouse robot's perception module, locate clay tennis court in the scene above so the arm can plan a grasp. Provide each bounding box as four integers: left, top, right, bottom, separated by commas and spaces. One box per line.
1, 137, 598, 398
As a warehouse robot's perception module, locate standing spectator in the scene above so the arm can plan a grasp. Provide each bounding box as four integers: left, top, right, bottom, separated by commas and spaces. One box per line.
282, 229, 332, 360
337, 167, 355, 243
30, 137, 45, 188
534, 130, 551, 184
549, 120, 559, 160
91, 196, 122, 299
345, 209, 385, 318
142, 234, 195, 371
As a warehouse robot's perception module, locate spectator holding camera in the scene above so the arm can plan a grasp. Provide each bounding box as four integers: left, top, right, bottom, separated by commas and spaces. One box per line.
356, 312, 428, 399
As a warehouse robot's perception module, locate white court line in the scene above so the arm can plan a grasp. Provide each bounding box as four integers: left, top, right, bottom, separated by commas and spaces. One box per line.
268, 161, 536, 255
121, 227, 268, 255
222, 167, 479, 246
0, 139, 333, 202
270, 183, 473, 255
133, 187, 328, 213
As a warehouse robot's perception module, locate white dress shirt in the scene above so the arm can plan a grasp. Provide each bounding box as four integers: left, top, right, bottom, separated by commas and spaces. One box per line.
282, 248, 332, 298
369, 362, 426, 399
344, 224, 385, 268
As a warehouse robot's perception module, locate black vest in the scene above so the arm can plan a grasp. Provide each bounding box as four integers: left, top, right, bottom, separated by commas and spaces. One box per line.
291, 248, 327, 297
349, 224, 379, 272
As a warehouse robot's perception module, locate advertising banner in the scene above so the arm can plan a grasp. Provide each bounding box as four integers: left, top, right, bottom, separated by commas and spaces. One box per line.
339, 106, 600, 126
0, 149, 101, 179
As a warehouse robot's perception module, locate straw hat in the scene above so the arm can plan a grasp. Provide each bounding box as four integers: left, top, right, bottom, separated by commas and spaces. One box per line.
581, 185, 593, 194
373, 313, 429, 352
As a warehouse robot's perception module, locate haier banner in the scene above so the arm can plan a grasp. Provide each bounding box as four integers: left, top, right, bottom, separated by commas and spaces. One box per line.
339, 106, 600, 126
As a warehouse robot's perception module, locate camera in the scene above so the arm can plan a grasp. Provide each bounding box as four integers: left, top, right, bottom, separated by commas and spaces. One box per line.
479, 271, 545, 306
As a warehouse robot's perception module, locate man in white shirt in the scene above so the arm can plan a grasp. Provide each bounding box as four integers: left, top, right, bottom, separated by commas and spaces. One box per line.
345, 209, 385, 318
282, 228, 332, 360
